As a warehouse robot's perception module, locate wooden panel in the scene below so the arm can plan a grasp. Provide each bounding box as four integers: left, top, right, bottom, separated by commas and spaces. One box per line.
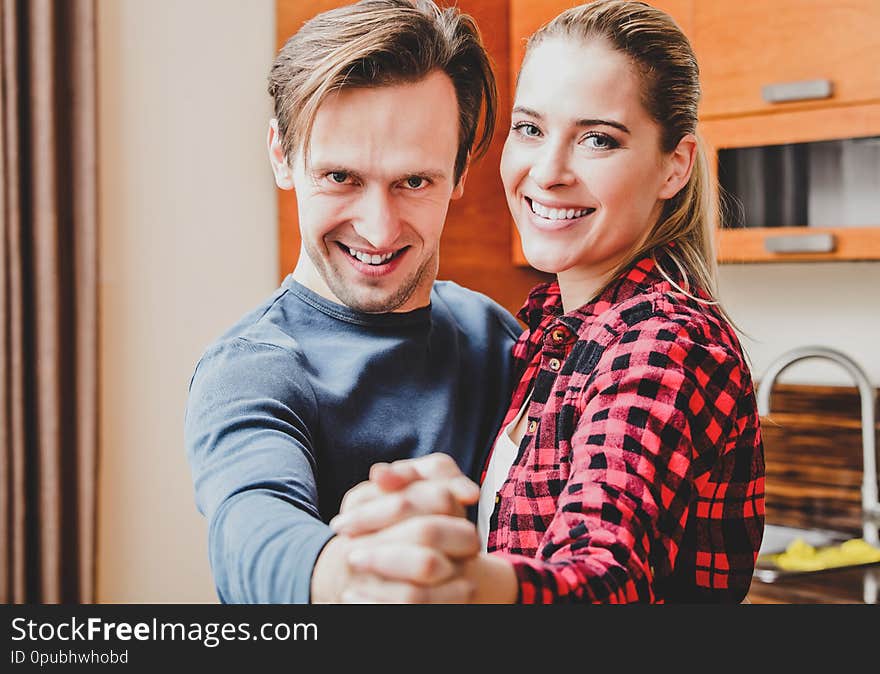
717, 227, 880, 264
748, 381, 880, 603
694, 0, 880, 119
437, 0, 551, 314
700, 100, 880, 151
759, 383, 880, 537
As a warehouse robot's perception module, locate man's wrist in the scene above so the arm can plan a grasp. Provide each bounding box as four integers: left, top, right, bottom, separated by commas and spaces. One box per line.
310, 535, 351, 603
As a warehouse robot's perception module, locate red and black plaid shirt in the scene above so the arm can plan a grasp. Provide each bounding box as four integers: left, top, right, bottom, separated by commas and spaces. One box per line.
484, 249, 765, 603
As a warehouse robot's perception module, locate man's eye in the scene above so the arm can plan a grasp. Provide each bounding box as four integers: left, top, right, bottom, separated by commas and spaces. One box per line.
329, 171, 349, 184
404, 176, 427, 189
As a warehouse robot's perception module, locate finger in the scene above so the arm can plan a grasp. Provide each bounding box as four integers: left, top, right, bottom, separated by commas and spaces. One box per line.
332, 481, 466, 536
347, 543, 456, 584
337, 480, 382, 515
338, 459, 431, 517
445, 475, 480, 506
373, 514, 480, 559
388, 453, 463, 481
373, 466, 479, 507
369, 462, 419, 492
343, 575, 475, 604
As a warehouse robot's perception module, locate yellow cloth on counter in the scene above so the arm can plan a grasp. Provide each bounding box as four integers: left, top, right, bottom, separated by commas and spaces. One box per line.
770, 537, 880, 572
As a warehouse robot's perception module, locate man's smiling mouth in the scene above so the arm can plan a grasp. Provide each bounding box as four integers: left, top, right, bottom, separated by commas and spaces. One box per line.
338, 243, 407, 266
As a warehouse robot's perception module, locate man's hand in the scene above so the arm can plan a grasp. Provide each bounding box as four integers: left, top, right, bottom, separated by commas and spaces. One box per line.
341, 517, 519, 604
312, 513, 482, 603
316, 454, 483, 603
331, 454, 479, 536
341, 514, 481, 603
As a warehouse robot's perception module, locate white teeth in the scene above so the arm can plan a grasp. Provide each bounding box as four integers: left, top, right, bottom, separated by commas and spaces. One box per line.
529, 200, 592, 220
347, 247, 397, 265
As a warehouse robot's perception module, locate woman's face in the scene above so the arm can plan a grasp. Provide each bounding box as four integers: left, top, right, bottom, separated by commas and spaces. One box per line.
501, 38, 684, 286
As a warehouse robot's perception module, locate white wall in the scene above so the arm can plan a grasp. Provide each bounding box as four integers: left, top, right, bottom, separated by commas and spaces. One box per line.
719, 262, 880, 388
97, 0, 277, 602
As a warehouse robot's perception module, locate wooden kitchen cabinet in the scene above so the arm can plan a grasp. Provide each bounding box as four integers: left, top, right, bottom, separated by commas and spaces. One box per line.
694, 0, 880, 120
696, 0, 880, 262
509, 0, 880, 266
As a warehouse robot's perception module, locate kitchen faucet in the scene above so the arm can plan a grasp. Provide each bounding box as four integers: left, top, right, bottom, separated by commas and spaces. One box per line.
756, 346, 880, 547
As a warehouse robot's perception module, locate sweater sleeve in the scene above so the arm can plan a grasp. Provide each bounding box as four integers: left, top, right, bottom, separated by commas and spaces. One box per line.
184, 337, 334, 604
495, 323, 759, 603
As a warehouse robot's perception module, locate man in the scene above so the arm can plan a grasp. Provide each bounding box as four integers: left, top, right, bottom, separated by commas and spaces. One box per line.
184, 0, 520, 603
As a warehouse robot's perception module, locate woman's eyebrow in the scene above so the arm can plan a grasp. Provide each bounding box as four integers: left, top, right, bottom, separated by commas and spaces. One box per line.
574, 118, 630, 134
513, 106, 630, 135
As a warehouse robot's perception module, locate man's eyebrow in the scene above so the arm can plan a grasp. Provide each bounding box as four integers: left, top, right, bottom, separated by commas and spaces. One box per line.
310, 165, 360, 177
512, 106, 631, 134
311, 166, 450, 182
393, 170, 448, 182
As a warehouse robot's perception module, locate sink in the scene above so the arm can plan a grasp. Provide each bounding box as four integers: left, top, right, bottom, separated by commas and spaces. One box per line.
758, 524, 849, 556
755, 524, 854, 583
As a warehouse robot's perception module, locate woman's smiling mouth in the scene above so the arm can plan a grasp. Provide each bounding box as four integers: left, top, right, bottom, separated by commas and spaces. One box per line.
526, 197, 595, 228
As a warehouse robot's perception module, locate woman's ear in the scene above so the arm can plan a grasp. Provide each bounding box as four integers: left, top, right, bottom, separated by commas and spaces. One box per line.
658, 133, 697, 200
267, 118, 295, 190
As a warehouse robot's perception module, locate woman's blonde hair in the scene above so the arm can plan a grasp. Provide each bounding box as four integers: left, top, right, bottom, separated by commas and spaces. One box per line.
526, 0, 724, 313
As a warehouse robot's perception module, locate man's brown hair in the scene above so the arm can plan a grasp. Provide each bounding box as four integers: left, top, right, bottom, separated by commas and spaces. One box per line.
268, 0, 497, 182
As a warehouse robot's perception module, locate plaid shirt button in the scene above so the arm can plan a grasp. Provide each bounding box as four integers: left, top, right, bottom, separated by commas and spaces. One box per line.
551, 328, 566, 343
548, 357, 561, 371
527, 420, 538, 434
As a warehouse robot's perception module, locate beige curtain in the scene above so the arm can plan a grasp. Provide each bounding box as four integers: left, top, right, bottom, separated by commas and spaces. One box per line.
1, 0, 97, 603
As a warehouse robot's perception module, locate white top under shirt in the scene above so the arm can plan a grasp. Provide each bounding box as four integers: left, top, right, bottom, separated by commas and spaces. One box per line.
477, 395, 530, 551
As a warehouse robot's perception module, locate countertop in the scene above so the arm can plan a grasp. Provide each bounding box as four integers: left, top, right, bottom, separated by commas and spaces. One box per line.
747, 564, 879, 604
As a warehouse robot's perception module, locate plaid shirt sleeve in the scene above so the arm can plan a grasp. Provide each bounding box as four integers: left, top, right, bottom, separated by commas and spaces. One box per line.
494, 310, 764, 603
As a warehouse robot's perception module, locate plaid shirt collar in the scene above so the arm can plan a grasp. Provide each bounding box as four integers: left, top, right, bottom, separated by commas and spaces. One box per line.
516, 246, 691, 337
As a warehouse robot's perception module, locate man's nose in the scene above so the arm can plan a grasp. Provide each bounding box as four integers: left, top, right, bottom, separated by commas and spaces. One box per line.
528, 142, 576, 190
353, 188, 402, 250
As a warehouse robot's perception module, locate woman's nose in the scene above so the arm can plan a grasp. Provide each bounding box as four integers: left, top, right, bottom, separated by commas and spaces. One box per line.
528, 143, 575, 190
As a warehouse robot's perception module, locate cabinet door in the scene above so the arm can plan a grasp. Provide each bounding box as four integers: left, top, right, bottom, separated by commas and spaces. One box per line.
703, 103, 880, 262
695, 0, 880, 119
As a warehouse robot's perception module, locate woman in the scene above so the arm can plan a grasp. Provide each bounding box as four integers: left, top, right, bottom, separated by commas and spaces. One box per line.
333, 0, 765, 603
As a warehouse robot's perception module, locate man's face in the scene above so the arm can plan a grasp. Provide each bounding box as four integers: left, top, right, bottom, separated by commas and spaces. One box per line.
272, 70, 466, 313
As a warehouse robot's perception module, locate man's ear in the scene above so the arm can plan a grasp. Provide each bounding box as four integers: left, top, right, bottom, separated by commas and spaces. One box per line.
658, 133, 697, 200
451, 154, 470, 200
267, 118, 295, 190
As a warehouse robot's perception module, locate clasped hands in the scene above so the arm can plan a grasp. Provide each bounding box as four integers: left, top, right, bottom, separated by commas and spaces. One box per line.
327, 453, 513, 603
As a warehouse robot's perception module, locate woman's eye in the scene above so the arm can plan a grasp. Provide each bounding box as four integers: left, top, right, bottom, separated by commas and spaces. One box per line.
583, 134, 618, 150
513, 122, 541, 138
404, 176, 426, 189
329, 171, 349, 184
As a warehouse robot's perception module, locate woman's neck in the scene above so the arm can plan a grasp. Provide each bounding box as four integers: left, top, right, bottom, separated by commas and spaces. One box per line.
557, 265, 616, 313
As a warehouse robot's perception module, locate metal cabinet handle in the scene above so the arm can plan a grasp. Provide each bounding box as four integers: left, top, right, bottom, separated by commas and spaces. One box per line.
761, 79, 833, 104
764, 233, 836, 254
